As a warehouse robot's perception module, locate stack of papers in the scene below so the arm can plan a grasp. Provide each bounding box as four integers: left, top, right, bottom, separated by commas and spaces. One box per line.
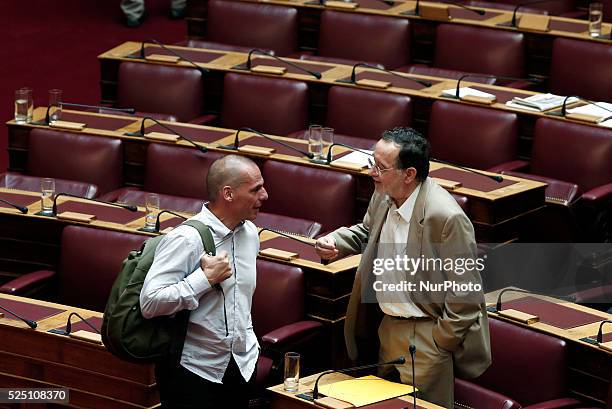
441, 87, 496, 99
506, 93, 579, 112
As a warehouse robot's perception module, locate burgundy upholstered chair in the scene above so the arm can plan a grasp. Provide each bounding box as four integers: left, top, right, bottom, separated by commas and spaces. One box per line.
220, 73, 309, 136
252, 259, 323, 388
185, 0, 298, 56
261, 160, 356, 233
549, 38, 612, 103
0, 226, 146, 311
25, 128, 122, 196
0, 173, 98, 199
428, 101, 519, 171
455, 378, 521, 409
117, 61, 214, 123
408, 24, 526, 88
459, 317, 581, 409
300, 10, 411, 70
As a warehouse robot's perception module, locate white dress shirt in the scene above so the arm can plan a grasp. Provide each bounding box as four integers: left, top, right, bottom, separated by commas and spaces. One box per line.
376, 183, 426, 318
140, 204, 259, 383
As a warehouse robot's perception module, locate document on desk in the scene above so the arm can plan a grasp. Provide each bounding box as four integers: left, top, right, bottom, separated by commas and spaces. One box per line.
330, 149, 373, 169
441, 87, 496, 100
506, 93, 579, 112
318, 375, 415, 407
567, 102, 612, 122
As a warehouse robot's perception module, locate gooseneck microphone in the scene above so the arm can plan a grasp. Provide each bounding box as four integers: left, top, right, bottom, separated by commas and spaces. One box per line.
223, 127, 315, 159
125, 116, 208, 153
240, 49, 322, 80
405, 0, 485, 16
454, 74, 538, 99
490, 288, 575, 313
42, 102, 136, 125
155, 210, 188, 233
499, 0, 557, 27
258, 227, 315, 246
409, 345, 417, 409
0, 198, 28, 214
326, 142, 373, 165
597, 320, 612, 344
432, 157, 504, 183
338, 63, 432, 88
0, 304, 37, 329
52, 193, 138, 217
63, 312, 101, 335
134, 39, 209, 76
312, 356, 406, 400
554, 95, 612, 118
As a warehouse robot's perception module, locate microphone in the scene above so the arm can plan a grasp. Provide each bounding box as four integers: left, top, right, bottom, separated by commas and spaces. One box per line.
52, 193, 138, 217
222, 127, 314, 160
125, 116, 208, 153
134, 39, 209, 76
337, 63, 432, 88
237, 49, 322, 80
0, 304, 37, 329
42, 103, 136, 125
0, 198, 28, 214
433, 157, 504, 183
258, 227, 315, 246
326, 142, 373, 165
453, 74, 538, 99
498, 0, 555, 27
597, 320, 612, 344
51, 312, 101, 336
312, 356, 406, 400
404, 0, 485, 16
409, 345, 417, 409
155, 210, 187, 233
548, 95, 612, 118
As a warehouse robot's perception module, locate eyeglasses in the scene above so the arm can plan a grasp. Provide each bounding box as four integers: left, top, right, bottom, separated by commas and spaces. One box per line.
367, 157, 395, 175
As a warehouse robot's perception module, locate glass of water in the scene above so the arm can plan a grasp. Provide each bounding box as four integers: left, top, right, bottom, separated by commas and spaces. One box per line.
308, 125, 323, 161
40, 178, 56, 215
283, 352, 300, 392
145, 193, 160, 230
589, 2, 603, 38
14, 89, 29, 124
49, 89, 62, 123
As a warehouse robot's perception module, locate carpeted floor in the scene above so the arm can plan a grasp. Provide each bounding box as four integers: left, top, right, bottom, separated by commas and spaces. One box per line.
0, 0, 187, 171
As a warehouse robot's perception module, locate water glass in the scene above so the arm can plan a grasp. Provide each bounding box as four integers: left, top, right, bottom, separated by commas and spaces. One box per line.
40, 178, 55, 215
49, 89, 62, 123
283, 352, 300, 392
308, 125, 323, 160
145, 193, 160, 229
589, 2, 603, 37
14, 89, 29, 124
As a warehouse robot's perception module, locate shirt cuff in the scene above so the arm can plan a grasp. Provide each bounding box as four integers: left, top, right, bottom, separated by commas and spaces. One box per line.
185, 267, 212, 297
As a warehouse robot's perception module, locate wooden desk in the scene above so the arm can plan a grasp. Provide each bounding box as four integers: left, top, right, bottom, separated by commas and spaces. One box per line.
0, 293, 158, 409
485, 289, 612, 405
268, 372, 443, 409
7, 108, 547, 243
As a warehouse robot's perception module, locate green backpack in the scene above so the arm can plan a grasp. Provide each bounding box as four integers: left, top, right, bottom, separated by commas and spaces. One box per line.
101, 220, 215, 363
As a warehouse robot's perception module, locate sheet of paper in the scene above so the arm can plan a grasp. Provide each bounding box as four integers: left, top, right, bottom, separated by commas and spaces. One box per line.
441, 87, 496, 99
567, 102, 612, 119
331, 149, 373, 167
318, 375, 415, 407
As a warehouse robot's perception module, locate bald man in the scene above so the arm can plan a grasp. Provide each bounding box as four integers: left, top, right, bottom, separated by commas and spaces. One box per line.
141, 155, 268, 409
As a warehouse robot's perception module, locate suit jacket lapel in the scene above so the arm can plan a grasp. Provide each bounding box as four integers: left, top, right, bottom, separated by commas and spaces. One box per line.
407, 179, 430, 259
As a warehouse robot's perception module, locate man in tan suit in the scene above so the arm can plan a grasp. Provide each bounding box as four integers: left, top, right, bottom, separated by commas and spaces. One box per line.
316, 127, 491, 408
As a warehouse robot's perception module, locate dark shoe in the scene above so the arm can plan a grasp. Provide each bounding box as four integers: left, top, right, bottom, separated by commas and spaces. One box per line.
170, 7, 186, 19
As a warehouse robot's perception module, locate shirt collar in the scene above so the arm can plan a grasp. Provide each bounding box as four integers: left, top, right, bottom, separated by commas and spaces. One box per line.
199, 203, 232, 239
388, 183, 421, 223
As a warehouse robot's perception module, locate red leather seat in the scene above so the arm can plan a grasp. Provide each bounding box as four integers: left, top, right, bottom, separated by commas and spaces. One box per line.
455, 378, 521, 409
221, 73, 309, 136
549, 38, 612, 103
300, 10, 411, 70
428, 101, 519, 171
0, 173, 98, 199
26, 129, 123, 195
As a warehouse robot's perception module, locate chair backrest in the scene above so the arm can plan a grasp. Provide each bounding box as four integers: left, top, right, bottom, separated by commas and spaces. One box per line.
117, 62, 205, 122
434, 24, 525, 77
58, 226, 147, 311
206, 0, 298, 56
221, 73, 309, 135
0, 172, 98, 198
476, 317, 569, 406
326, 86, 412, 140
428, 101, 518, 170
549, 38, 612, 102
261, 160, 356, 232
144, 143, 225, 199
318, 10, 411, 70
252, 259, 305, 338
27, 129, 122, 195
531, 118, 612, 192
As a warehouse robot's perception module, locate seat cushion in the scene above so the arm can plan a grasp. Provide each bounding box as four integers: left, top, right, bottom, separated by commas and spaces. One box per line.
0, 172, 98, 199
455, 378, 521, 409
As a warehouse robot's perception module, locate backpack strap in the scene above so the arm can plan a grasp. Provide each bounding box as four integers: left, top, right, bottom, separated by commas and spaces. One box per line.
182, 220, 216, 256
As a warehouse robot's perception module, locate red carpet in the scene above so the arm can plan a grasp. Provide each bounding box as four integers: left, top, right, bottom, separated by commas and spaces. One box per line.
0, 0, 187, 171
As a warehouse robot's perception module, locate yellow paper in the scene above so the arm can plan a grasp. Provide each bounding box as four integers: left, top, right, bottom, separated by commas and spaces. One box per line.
318, 375, 415, 407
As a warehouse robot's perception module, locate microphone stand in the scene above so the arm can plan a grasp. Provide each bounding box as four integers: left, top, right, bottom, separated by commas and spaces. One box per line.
221, 127, 315, 161
46, 192, 138, 217
546, 95, 612, 119
233, 49, 322, 79
336, 63, 432, 88
258, 227, 315, 246
130, 39, 210, 76
153, 210, 188, 233
497, 0, 557, 27
0, 304, 37, 329
402, 0, 486, 16
0, 198, 28, 214
125, 116, 208, 153
452, 73, 538, 99
36, 103, 136, 126
326, 142, 373, 165
432, 157, 504, 183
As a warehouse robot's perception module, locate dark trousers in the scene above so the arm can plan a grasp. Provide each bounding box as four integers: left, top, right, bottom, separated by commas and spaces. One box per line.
155, 357, 256, 409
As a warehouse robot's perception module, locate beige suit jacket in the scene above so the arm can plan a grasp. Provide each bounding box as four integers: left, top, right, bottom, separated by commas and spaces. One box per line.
332, 177, 492, 379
